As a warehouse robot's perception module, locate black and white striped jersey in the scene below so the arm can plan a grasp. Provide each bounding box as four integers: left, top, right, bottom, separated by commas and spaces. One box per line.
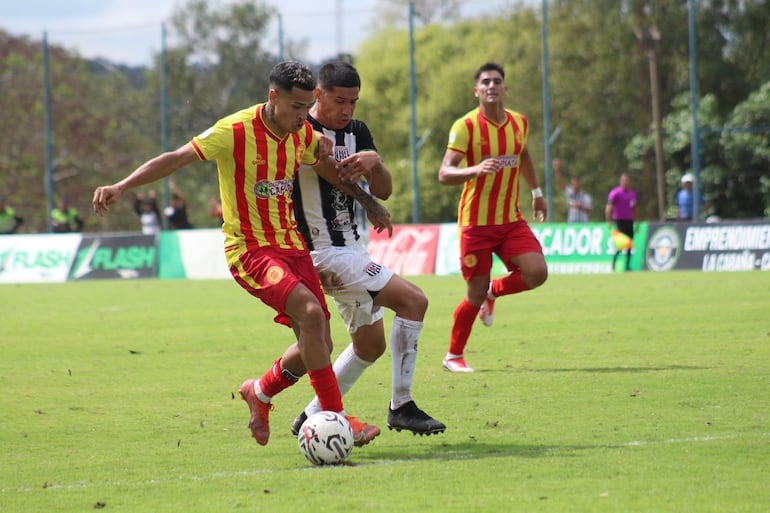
293, 114, 376, 250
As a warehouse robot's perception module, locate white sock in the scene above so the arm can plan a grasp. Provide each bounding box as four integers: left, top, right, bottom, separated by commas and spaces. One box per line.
254, 379, 270, 403
390, 316, 423, 410
304, 343, 372, 416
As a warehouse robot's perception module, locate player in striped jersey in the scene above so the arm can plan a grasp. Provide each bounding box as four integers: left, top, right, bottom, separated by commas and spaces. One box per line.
438, 62, 548, 373
92, 61, 380, 447
289, 61, 445, 436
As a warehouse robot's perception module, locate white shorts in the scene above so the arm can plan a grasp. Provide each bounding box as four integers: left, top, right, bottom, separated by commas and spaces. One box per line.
310, 243, 394, 333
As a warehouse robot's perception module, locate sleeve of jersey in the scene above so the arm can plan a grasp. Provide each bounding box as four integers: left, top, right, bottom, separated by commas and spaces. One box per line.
301, 125, 320, 166
354, 121, 377, 152
447, 118, 469, 154
190, 120, 232, 161
518, 113, 529, 149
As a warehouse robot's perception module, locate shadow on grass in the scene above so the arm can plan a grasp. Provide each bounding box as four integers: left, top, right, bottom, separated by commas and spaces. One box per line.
348, 439, 611, 466
477, 364, 710, 374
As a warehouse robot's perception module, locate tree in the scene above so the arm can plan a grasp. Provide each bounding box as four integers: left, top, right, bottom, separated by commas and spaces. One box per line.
722, 82, 770, 218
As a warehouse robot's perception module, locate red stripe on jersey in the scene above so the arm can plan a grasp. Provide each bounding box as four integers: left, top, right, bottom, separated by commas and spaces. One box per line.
275, 135, 291, 247
232, 122, 254, 246
190, 140, 205, 160
254, 115, 276, 247
508, 112, 522, 217
458, 117, 477, 224
498, 115, 513, 222
477, 112, 494, 224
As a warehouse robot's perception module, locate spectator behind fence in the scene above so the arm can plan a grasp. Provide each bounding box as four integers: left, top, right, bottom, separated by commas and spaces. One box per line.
553, 158, 592, 223
0, 195, 24, 234
134, 190, 162, 235
50, 197, 83, 233
676, 173, 709, 221
165, 181, 194, 229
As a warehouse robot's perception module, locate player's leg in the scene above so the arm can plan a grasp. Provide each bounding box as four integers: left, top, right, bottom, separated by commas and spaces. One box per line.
480, 222, 547, 326
373, 275, 445, 434
291, 320, 382, 435
443, 273, 488, 373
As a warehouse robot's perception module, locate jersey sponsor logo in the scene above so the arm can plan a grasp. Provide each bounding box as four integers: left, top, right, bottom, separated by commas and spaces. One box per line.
334, 146, 350, 162
266, 265, 284, 285
482, 154, 518, 168
332, 212, 352, 231
463, 253, 478, 268
252, 152, 266, 166
364, 262, 383, 277
254, 179, 294, 199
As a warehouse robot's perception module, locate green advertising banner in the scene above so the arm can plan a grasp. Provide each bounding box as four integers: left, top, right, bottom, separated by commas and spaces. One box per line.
490, 223, 649, 275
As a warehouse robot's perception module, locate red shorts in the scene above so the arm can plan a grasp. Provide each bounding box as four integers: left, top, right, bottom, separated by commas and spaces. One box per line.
459, 221, 543, 280
228, 245, 329, 327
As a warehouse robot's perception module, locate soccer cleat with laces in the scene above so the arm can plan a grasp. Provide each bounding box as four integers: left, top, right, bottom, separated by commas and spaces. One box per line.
442, 356, 474, 373
387, 401, 446, 435
345, 416, 381, 447
239, 379, 273, 446
290, 410, 308, 436
479, 297, 495, 327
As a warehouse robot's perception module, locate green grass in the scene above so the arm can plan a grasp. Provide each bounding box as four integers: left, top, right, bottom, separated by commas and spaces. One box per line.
1, 272, 768, 512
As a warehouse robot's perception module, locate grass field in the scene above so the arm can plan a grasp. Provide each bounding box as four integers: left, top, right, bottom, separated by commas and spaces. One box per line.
1, 271, 768, 512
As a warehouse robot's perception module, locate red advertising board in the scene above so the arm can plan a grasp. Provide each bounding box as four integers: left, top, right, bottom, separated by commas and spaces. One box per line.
367, 225, 440, 276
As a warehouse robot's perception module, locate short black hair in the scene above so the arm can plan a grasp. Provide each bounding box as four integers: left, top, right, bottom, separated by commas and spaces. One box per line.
474, 62, 505, 81
317, 61, 361, 90
269, 61, 316, 93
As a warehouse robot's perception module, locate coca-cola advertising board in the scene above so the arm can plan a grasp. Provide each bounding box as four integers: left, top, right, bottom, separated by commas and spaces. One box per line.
367, 225, 440, 276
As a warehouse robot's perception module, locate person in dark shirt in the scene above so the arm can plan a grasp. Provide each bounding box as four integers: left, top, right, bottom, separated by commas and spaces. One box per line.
165, 181, 194, 229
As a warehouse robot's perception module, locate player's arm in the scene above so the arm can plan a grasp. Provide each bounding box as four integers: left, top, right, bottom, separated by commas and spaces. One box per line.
311, 157, 393, 236
93, 144, 198, 216
337, 150, 392, 200
438, 149, 500, 186
518, 148, 547, 222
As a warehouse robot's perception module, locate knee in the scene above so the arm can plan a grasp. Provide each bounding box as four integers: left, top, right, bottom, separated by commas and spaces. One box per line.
409, 289, 429, 317
391, 285, 428, 321
297, 300, 327, 332
526, 264, 548, 289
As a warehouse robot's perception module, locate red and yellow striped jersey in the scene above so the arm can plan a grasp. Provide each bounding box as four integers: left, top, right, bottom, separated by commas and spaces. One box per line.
447, 107, 529, 227
191, 103, 320, 250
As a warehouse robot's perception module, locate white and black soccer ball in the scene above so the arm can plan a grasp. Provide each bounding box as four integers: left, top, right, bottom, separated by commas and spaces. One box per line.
297, 411, 354, 465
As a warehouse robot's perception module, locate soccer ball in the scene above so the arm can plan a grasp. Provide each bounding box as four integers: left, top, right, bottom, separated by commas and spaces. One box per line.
297, 411, 354, 465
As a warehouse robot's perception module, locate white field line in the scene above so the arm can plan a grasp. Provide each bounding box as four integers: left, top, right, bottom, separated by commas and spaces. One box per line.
5, 431, 768, 493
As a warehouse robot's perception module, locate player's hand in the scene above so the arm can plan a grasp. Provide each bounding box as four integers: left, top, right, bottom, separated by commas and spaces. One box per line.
337, 151, 380, 183
365, 201, 393, 238
315, 133, 333, 159
475, 158, 501, 177
532, 196, 547, 222
92, 185, 122, 216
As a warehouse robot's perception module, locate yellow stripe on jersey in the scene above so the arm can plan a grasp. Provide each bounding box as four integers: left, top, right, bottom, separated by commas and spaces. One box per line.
191, 103, 319, 250
447, 107, 528, 227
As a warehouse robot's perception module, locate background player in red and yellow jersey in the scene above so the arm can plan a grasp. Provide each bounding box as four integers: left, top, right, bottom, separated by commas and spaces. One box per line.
92, 61, 380, 447
438, 62, 548, 373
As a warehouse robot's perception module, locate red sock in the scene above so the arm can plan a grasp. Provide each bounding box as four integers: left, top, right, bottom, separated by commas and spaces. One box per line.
448, 299, 479, 356
257, 358, 297, 399
308, 364, 343, 413
491, 269, 530, 298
